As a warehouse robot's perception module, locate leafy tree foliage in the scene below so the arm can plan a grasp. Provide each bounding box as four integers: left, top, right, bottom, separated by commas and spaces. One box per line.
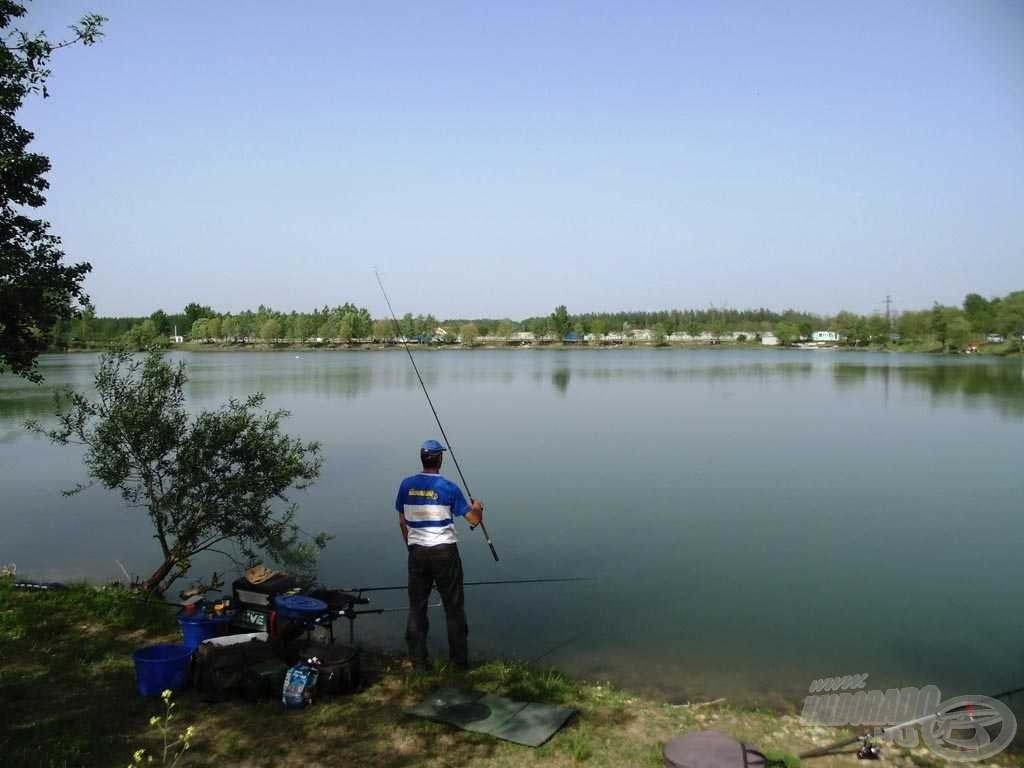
460, 322, 479, 347
260, 318, 282, 342
372, 318, 393, 341
149, 309, 171, 336
774, 322, 799, 345
550, 305, 570, 338
31, 350, 325, 594
0, 2, 104, 380
183, 302, 215, 328
652, 323, 668, 346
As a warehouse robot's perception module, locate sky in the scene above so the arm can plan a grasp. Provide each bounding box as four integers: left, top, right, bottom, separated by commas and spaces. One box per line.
18, 0, 1024, 319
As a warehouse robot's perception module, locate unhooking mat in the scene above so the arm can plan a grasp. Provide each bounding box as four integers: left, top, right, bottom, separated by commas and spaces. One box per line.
405, 687, 576, 747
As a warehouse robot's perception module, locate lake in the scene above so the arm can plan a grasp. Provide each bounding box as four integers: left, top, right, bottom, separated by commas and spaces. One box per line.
2, 348, 1022, 707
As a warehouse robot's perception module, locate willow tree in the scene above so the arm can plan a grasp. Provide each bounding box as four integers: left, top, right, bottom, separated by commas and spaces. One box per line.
31, 349, 326, 594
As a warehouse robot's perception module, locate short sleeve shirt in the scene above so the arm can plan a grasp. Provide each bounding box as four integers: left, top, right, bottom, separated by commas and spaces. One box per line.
395, 472, 470, 547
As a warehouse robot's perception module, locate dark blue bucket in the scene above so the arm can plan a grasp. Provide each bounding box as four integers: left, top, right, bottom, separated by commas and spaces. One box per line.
177, 612, 233, 649
132, 643, 192, 697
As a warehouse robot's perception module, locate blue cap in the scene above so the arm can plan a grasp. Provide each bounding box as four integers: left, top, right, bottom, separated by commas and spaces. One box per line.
421, 439, 447, 454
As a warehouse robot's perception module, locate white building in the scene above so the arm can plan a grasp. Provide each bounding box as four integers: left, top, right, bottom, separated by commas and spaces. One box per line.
760, 333, 780, 346
509, 331, 536, 343
811, 331, 840, 342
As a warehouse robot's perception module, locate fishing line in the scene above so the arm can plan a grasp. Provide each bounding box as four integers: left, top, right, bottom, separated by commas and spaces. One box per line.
528, 630, 588, 665
374, 268, 499, 562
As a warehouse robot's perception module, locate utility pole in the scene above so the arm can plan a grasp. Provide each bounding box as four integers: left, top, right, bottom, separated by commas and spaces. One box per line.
884, 294, 893, 333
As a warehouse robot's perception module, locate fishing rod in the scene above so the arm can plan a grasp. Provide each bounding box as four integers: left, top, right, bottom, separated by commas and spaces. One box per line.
352, 576, 594, 594
374, 268, 500, 562
799, 683, 1024, 760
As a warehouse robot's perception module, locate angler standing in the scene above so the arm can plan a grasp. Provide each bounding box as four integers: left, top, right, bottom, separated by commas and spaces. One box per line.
395, 439, 484, 670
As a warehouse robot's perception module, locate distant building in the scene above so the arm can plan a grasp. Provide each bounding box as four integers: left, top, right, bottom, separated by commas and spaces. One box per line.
169, 325, 184, 344
510, 331, 536, 344
760, 333, 780, 346
563, 332, 582, 343
986, 333, 1005, 343
812, 331, 840, 342
631, 329, 653, 342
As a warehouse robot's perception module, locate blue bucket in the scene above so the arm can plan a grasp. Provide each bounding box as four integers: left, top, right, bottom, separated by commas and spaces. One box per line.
177, 612, 233, 649
132, 643, 192, 697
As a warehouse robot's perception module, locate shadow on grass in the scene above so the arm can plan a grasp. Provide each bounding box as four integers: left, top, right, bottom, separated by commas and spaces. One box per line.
1, 581, 640, 767
0, 580, 181, 766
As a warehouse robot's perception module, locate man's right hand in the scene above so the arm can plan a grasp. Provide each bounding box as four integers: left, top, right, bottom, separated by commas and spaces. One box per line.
466, 498, 483, 527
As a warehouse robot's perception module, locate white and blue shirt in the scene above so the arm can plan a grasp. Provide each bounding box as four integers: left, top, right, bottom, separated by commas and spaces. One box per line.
396, 472, 470, 547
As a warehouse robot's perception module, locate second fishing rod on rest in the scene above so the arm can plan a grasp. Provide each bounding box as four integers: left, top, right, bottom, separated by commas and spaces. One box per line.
374, 268, 499, 562
351, 576, 594, 594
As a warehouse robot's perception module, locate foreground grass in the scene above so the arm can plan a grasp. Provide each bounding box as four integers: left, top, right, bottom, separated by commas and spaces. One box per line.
1, 580, 1017, 768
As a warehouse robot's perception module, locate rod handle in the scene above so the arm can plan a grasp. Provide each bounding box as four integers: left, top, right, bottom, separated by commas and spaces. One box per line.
477, 520, 500, 562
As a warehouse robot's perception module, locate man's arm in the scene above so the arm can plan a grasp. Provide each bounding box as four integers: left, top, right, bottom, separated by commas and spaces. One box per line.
399, 513, 409, 545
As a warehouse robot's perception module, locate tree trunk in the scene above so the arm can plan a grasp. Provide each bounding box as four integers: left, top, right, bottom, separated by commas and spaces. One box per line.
142, 556, 177, 595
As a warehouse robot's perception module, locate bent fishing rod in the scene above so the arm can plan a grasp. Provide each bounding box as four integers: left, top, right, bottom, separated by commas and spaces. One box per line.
374, 268, 500, 562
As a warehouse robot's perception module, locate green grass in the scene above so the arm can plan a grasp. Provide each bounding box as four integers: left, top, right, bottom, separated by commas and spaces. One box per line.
3, 578, 1017, 767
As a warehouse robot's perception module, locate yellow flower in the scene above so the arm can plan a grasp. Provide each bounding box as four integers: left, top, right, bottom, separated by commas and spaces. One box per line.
149, 716, 160, 727
161, 689, 172, 702
183, 725, 195, 740
133, 748, 146, 763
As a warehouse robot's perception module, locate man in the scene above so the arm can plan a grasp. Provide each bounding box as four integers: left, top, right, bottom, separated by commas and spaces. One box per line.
395, 439, 483, 670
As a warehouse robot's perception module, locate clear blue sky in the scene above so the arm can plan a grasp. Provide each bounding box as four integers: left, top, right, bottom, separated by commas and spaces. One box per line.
20, 0, 1024, 319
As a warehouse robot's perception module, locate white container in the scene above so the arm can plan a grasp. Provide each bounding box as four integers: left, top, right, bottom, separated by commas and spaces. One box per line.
200, 631, 268, 647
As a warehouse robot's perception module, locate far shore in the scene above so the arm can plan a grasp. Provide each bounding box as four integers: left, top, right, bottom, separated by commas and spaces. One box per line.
54, 339, 1022, 357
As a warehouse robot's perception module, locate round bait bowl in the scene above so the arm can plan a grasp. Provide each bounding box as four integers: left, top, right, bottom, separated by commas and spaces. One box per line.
177, 612, 233, 649
274, 594, 328, 621
132, 643, 193, 697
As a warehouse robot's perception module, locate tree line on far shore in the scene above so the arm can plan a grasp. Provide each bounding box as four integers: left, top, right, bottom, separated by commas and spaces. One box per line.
41, 289, 1024, 355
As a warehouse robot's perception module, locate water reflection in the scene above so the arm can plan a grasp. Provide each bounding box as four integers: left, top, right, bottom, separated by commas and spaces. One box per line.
186, 364, 376, 401
566, 362, 814, 383
552, 368, 571, 394
0, 389, 59, 420
833, 361, 1024, 418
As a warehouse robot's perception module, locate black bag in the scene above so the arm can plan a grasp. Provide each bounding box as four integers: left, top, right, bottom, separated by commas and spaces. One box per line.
192, 637, 276, 702
317, 649, 361, 695
241, 660, 289, 701
293, 642, 362, 696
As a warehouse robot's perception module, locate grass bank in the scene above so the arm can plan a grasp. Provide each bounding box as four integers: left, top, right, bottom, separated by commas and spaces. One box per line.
1, 580, 1014, 767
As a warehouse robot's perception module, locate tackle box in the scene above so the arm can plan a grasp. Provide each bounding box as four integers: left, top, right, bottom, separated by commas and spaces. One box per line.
230, 574, 297, 633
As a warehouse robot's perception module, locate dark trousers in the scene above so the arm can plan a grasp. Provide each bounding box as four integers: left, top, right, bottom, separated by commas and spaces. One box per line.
406, 543, 468, 667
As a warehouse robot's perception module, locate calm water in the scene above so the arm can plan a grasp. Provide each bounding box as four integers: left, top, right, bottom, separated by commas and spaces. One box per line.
2, 349, 1022, 706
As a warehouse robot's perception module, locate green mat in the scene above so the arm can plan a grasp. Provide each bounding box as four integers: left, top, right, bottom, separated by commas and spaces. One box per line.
405, 687, 576, 747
